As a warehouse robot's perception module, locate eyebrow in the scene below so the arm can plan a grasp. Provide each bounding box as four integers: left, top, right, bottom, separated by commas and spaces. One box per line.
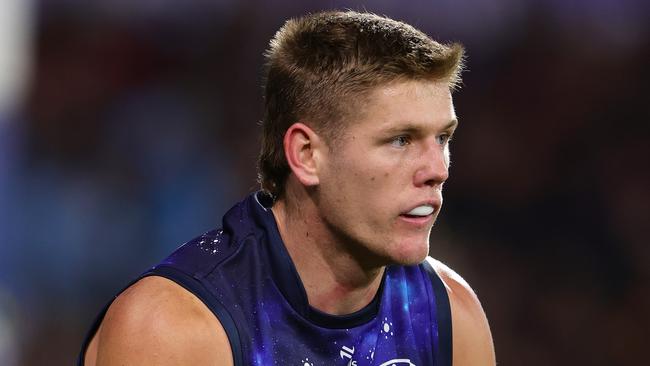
443, 118, 459, 131
383, 118, 459, 136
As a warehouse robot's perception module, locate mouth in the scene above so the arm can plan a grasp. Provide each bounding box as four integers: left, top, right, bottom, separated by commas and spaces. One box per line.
405, 204, 435, 217
398, 203, 439, 226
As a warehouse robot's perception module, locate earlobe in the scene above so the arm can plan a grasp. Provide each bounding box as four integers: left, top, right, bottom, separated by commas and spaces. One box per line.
283, 123, 322, 187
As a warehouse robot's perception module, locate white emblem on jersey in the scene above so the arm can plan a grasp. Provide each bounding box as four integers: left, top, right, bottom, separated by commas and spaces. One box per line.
381, 317, 394, 338
340, 345, 357, 365
378, 359, 416, 366
336, 334, 413, 366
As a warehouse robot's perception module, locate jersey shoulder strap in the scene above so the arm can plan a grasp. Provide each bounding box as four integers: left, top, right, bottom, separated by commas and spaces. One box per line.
421, 257, 453, 366
76, 264, 244, 366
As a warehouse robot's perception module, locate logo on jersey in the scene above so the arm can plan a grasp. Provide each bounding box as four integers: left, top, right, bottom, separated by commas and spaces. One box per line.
378, 359, 416, 366
340, 345, 357, 365
340, 344, 414, 366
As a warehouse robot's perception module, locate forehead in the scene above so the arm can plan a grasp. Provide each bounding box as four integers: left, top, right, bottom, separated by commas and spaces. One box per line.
379, 79, 451, 99
348, 79, 456, 133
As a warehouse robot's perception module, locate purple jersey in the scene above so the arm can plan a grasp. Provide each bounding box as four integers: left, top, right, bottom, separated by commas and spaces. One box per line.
79, 192, 452, 366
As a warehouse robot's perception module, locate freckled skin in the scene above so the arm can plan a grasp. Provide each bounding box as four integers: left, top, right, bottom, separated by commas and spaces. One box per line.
314, 79, 455, 267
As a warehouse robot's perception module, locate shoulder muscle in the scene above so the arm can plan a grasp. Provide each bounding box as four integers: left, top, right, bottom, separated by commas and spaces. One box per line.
94, 276, 233, 366
426, 257, 496, 366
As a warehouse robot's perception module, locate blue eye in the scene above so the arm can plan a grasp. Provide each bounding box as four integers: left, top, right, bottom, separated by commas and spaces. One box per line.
391, 135, 410, 147
436, 134, 451, 145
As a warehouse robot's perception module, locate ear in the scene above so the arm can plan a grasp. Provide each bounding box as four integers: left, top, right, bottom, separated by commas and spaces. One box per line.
283, 122, 323, 187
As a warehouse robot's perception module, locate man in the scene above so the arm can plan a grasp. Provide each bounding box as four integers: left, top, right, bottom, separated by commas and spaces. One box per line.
79, 11, 495, 366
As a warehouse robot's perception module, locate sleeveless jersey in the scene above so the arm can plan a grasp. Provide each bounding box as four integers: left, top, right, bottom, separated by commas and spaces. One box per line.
78, 192, 452, 366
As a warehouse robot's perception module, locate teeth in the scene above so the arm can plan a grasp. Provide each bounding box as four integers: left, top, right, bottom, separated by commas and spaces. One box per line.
407, 205, 434, 216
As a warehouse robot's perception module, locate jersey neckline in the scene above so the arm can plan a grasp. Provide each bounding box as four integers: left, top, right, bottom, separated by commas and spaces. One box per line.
249, 191, 385, 329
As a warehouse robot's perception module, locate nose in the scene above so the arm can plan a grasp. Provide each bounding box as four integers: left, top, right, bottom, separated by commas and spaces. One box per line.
413, 143, 449, 188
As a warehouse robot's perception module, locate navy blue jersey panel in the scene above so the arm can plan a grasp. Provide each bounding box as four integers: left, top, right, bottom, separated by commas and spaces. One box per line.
80, 192, 450, 365
422, 260, 453, 366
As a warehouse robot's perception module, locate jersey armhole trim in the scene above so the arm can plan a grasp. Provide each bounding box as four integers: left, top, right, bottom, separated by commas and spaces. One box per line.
422, 260, 453, 366
77, 275, 144, 366
76, 266, 244, 366
147, 265, 243, 366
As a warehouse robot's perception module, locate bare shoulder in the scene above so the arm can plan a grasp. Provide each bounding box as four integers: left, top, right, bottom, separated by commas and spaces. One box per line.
426, 257, 496, 366
90, 276, 233, 366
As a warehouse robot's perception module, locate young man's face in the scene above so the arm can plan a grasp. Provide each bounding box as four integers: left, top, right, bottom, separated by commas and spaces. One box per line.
316, 79, 457, 266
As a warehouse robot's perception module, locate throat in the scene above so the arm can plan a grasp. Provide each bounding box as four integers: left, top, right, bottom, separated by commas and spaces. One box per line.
306, 268, 385, 316
270, 192, 386, 316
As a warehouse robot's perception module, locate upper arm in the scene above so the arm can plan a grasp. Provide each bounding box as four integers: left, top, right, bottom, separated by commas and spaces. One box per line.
91, 276, 234, 366
427, 258, 496, 366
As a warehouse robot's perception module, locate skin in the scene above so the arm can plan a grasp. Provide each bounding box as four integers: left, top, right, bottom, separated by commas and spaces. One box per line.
85, 79, 495, 365
274, 79, 457, 314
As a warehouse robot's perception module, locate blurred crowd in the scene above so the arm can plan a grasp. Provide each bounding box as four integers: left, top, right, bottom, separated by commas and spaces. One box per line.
0, 1, 648, 365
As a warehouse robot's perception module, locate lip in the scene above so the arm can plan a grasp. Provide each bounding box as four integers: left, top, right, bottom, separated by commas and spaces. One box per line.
398, 213, 435, 227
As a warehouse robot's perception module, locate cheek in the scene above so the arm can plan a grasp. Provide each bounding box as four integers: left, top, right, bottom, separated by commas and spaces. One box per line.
329, 150, 406, 205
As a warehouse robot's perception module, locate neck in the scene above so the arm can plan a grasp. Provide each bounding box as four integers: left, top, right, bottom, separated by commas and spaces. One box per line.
271, 189, 385, 315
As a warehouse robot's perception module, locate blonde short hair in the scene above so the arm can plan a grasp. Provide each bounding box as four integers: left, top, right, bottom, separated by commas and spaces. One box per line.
258, 11, 465, 198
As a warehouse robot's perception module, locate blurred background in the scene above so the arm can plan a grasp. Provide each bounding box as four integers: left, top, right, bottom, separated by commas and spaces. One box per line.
0, 0, 648, 364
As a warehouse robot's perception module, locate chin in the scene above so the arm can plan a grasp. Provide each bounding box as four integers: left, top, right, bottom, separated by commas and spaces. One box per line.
389, 238, 430, 266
